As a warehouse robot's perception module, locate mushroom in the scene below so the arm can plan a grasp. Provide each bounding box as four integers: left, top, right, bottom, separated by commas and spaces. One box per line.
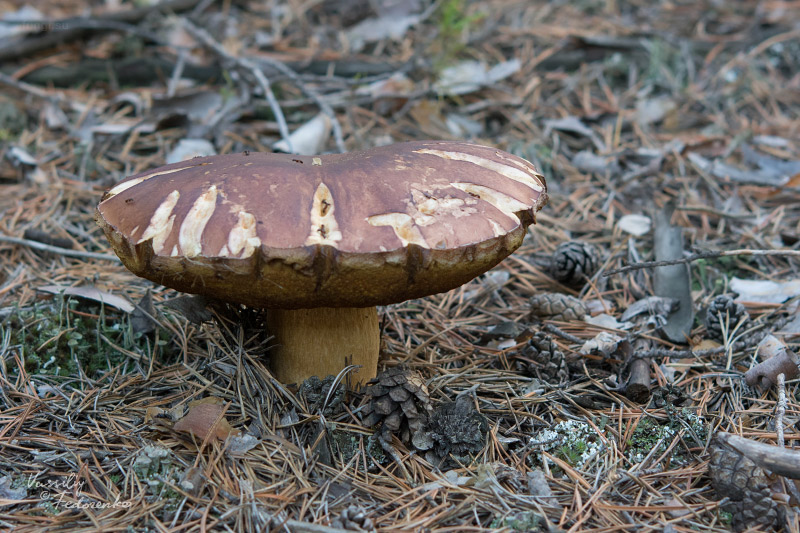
96, 141, 547, 385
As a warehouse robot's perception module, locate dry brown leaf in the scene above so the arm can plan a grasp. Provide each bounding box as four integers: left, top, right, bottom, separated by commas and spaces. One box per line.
173, 398, 237, 442
37, 284, 134, 312
691, 338, 720, 351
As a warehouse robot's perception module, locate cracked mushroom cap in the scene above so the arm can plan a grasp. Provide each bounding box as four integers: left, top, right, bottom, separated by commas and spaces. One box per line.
96, 140, 547, 308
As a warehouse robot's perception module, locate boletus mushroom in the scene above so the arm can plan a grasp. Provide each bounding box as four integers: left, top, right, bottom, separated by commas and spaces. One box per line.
96, 141, 547, 385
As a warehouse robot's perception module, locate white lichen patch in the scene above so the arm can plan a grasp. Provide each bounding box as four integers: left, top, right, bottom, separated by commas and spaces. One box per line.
367, 213, 429, 248
219, 211, 261, 258
177, 185, 218, 257
530, 419, 606, 471
138, 190, 180, 254
305, 182, 343, 246
105, 167, 195, 198
450, 182, 528, 223
414, 148, 544, 192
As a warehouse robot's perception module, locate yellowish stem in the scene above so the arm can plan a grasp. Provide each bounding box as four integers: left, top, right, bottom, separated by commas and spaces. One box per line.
266, 307, 380, 387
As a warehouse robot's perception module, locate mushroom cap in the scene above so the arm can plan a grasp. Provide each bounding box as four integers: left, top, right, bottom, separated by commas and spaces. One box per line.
96, 140, 547, 308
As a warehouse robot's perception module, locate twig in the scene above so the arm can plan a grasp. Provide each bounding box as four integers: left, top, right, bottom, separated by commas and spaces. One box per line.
1, 18, 169, 47
625, 337, 652, 403
777, 373, 786, 447
540, 323, 584, 344
604, 249, 800, 276
715, 432, 800, 479
253, 57, 347, 153
0, 235, 119, 262
638, 337, 759, 359
182, 20, 293, 152
0, 0, 203, 63
0, 72, 62, 103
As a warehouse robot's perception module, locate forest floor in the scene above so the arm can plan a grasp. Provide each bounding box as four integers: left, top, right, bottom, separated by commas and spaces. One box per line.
0, 0, 799, 531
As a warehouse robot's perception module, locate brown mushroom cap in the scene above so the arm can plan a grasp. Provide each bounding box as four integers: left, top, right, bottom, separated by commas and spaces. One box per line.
96, 140, 547, 308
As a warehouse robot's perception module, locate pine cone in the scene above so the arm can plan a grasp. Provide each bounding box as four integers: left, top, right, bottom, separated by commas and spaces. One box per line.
705, 295, 749, 342
331, 505, 375, 531
551, 240, 599, 287
361, 367, 431, 443
412, 396, 489, 467
514, 332, 568, 383
529, 293, 587, 322
709, 437, 779, 532
298, 375, 344, 416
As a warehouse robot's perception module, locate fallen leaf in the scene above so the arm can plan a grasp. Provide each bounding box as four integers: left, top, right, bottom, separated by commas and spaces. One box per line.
173, 398, 238, 442
635, 96, 676, 126
227, 434, 260, 455
777, 309, 800, 337
166, 139, 216, 164
692, 339, 720, 351
152, 90, 224, 123
346, 14, 419, 52
37, 285, 134, 313
621, 296, 679, 322
130, 290, 156, 335
730, 277, 800, 304
445, 113, 484, 138
584, 313, 633, 330
617, 214, 651, 236
580, 331, 623, 357
572, 150, 616, 175
463, 270, 509, 299
434, 59, 521, 96
273, 113, 332, 155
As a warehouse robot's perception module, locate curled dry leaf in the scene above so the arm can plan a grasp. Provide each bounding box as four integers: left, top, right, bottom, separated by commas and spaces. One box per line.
617, 214, 651, 236
37, 284, 134, 313
744, 335, 800, 389
173, 397, 238, 442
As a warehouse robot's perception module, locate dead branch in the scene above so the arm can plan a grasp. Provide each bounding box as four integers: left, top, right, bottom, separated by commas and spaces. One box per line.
0, 0, 203, 63
604, 249, 800, 277
745, 344, 799, 389
0, 234, 119, 261
625, 358, 651, 403
715, 432, 800, 480
181, 19, 293, 151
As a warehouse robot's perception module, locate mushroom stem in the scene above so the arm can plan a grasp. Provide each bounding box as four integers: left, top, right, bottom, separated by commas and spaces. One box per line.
266, 307, 380, 386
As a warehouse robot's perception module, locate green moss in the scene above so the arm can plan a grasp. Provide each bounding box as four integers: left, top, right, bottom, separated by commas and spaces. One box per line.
4, 296, 177, 378
559, 440, 588, 466
490, 511, 543, 531
329, 427, 385, 469
530, 419, 606, 472
432, 0, 484, 70
626, 410, 707, 465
